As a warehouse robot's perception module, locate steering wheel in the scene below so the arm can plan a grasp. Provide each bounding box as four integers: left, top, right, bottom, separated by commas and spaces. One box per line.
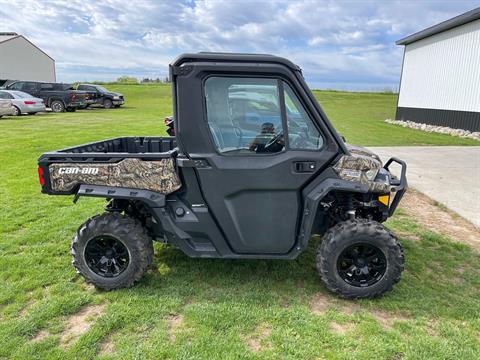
264, 131, 284, 150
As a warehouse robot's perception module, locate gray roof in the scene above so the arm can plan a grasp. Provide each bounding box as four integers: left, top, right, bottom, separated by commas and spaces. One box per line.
0, 32, 19, 43
0, 33, 54, 60
396, 7, 480, 45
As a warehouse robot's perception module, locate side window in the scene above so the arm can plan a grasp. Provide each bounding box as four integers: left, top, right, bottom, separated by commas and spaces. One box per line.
0, 91, 13, 99
283, 82, 323, 150
22, 82, 37, 93
9, 82, 24, 91
204, 77, 285, 154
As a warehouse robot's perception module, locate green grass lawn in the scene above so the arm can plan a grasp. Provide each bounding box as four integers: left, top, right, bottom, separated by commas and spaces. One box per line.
1, 85, 479, 359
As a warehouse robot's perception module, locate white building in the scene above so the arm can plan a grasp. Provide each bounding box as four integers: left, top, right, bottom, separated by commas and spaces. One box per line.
396, 8, 480, 132
0, 32, 56, 83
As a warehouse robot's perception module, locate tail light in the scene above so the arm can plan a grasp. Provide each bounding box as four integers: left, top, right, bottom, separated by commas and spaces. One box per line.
37, 166, 45, 186
71, 94, 77, 102
24, 101, 35, 105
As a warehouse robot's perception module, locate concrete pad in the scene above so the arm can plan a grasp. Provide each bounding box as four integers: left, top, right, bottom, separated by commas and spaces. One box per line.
368, 146, 480, 228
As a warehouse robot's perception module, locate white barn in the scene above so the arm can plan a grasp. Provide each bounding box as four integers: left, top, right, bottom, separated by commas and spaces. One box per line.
396, 8, 480, 132
0, 32, 56, 83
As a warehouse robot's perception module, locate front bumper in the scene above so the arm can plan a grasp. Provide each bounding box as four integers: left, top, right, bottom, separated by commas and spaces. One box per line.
384, 157, 407, 216
112, 99, 124, 105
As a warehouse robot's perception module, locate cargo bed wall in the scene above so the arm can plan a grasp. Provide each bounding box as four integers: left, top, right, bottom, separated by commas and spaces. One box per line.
48, 158, 181, 194
39, 137, 181, 195
58, 136, 177, 154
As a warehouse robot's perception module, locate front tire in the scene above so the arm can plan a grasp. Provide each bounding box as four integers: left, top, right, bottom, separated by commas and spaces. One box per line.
71, 213, 154, 290
316, 219, 404, 299
103, 99, 113, 109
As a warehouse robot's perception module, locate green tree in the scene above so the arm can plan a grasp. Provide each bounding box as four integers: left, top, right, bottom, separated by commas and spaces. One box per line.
116, 76, 139, 84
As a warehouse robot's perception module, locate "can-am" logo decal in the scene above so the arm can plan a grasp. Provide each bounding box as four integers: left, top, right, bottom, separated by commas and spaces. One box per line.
58, 167, 99, 175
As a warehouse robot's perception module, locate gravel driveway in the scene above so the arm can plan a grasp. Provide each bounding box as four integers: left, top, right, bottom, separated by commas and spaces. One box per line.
369, 146, 480, 228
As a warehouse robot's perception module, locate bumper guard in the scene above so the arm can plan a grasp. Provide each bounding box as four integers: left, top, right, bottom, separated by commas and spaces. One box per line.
384, 157, 407, 216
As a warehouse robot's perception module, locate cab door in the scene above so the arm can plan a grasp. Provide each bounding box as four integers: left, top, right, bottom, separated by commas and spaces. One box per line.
192, 76, 337, 254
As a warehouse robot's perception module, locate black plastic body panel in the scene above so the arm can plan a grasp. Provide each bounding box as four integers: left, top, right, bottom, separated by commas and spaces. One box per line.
75, 184, 166, 207
41, 136, 176, 156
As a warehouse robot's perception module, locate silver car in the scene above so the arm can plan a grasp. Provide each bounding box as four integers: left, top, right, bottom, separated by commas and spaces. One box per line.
0, 99, 15, 118
0, 90, 46, 116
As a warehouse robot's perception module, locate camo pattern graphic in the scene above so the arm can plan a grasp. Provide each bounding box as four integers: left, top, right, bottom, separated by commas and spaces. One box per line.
345, 143, 382, 163
49, 158, 182, 194
333, 153, 390, 193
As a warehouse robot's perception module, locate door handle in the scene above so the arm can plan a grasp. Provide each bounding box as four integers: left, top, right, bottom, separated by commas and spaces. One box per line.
294, 161, 316, 173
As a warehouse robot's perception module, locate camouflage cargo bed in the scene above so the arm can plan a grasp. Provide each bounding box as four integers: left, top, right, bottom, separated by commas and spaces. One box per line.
38, 136, 182, 195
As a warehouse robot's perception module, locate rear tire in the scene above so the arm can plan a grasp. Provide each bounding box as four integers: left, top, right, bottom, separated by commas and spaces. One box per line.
104, 99, 113, 109
12, 106, 21, 116
71, 213, 154, 290
50, 100, 65, 113
316, 219, 404, 299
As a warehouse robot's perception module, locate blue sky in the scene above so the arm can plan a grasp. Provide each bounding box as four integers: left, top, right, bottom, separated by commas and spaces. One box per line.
1, 0, 479, 90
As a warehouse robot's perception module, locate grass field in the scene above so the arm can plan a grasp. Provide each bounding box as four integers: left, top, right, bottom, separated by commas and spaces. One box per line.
1, 85, 479, 359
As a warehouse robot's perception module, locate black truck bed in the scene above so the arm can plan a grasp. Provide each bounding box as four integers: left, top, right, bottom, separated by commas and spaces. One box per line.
38, 136, 181, 195
41, 136, 177, 160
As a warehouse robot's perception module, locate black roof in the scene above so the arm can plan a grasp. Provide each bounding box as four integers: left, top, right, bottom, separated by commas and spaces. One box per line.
171, 52, 301, 71
396, 7, 480, 45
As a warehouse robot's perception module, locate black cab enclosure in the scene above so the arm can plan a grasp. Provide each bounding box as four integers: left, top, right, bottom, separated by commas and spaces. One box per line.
38, 53, 407, 299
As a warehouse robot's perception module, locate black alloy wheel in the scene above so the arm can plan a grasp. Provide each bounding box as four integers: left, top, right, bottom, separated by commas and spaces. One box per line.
84, 235, 130, 278
336, 243, 387, 287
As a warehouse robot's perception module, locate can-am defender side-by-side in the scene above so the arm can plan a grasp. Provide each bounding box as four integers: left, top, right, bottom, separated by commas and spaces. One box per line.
38, 53, 407, 299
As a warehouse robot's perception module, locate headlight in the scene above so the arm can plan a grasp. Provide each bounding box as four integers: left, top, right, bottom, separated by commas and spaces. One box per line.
113, 96, 120, 100
364, 168, 379, 181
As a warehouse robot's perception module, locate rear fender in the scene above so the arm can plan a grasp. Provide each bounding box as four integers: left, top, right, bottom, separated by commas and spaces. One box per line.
48, 97, 64, 107
74, 184, 166, 208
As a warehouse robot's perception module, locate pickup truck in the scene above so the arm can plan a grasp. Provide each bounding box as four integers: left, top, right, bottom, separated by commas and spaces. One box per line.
38, 53, 407, 299
4, 81, 87, 112
76, 84, 125, 109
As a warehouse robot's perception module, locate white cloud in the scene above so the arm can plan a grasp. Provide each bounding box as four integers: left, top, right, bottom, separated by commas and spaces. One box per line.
0, 0, 478, 89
